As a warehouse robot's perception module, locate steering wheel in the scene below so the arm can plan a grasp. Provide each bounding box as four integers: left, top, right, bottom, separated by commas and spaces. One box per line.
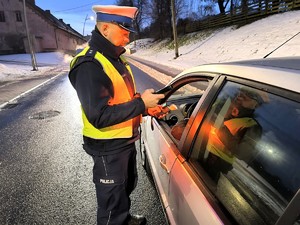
186, 102, 197, 119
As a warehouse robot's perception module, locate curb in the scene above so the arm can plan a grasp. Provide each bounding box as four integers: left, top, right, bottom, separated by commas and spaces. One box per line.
126, 55, 183, 77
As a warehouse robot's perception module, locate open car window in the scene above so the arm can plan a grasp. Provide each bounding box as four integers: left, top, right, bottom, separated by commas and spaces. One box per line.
157, 77, 211, 143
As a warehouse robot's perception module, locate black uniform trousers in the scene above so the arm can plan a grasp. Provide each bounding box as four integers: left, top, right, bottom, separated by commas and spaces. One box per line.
92, 143, 138, 225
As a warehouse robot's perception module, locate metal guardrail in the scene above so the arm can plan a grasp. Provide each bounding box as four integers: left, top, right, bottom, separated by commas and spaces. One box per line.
186, 0, 300, 33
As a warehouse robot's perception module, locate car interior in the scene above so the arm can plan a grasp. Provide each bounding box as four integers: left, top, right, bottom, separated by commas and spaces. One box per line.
156, 79, 209, 143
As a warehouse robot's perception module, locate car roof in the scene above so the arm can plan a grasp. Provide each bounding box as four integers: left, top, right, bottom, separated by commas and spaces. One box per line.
178, 57, 300, 94
224, 57, 300, 71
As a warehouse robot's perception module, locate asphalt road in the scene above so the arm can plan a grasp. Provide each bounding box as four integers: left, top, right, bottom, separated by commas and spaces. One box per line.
0, 63, 169, 225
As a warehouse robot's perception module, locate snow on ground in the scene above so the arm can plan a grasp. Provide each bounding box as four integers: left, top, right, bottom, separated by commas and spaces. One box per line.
0, 52, 71, 82
128, 10, 300, 70
0, 10, 299, 82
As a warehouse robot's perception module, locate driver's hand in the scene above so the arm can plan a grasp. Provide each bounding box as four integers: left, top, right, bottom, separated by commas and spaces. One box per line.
147, 105, 169, 119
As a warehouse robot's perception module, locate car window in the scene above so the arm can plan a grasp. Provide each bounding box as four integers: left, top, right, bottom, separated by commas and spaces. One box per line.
171, 80, 208, 97
158, 79, 210, 142
190, 81, 300, 225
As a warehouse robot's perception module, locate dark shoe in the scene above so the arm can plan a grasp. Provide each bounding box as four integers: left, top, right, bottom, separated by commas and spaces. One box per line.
127, 214, 147, 225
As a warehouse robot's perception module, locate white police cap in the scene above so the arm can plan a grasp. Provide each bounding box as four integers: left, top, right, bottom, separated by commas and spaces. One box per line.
92, 5, 138, 32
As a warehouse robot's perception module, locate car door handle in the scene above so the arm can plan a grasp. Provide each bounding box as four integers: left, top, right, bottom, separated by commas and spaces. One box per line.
151, 116, 154, 130
159, 154, 170, 174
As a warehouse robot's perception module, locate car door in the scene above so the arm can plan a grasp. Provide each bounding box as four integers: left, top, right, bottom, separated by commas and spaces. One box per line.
141, 74, 213, 200
162, 75, 230, 225
141, 115, 178, 215
142, 73, 219, 224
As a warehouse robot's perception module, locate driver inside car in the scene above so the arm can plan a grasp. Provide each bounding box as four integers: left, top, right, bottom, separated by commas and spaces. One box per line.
171, 102, 197, 140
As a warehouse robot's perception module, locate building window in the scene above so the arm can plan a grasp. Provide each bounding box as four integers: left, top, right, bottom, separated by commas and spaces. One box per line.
16, 11, 22, 22
0, 11, 5, 22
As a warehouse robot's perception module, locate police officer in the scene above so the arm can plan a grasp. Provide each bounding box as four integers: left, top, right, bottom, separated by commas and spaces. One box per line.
68, 5, 164, 225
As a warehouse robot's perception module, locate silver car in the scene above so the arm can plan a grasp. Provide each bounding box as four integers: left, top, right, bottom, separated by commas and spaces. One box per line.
140, 57, 300, 225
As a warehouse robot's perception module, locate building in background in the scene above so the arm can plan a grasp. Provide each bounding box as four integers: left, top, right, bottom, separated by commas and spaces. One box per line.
0, 0, 86, 55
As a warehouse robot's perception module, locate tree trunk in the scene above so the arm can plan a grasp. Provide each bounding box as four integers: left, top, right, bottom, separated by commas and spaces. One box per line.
218, 0, 226, 14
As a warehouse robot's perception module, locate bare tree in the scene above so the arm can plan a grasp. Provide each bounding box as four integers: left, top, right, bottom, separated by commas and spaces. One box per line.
216, 0, 230, 13
115, 0, 149, 38
145, 0, 171, 39
195, 0, 230, 14
145, 0, 186, 39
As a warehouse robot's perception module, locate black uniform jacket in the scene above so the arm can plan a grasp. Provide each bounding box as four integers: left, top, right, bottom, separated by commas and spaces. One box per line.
69, 27, 145, 156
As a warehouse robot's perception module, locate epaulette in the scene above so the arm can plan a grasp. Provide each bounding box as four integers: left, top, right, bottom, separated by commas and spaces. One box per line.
71, 47, 103, 71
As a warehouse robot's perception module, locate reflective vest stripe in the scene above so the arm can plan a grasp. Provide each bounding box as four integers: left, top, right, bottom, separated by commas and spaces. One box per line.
207, 117, 257, 164
71, 46, 136, 139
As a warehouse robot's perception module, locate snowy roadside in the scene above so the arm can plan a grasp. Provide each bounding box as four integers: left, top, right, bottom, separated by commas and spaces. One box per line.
0, 52, 72, 83
126, 10, 300, 71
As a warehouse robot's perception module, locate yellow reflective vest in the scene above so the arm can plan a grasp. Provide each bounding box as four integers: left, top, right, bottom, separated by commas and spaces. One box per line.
207, 117, 257, 164
70, 47, 139, 139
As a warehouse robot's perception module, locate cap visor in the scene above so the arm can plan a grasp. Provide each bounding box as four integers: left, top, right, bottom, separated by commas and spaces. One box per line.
118, 24, 136, 33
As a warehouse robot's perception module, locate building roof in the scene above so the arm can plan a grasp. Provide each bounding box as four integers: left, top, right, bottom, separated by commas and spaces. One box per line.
26, 0, 85, 40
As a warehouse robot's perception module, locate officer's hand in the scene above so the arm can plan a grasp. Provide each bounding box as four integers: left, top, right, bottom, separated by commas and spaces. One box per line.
141, 89, 164, 108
